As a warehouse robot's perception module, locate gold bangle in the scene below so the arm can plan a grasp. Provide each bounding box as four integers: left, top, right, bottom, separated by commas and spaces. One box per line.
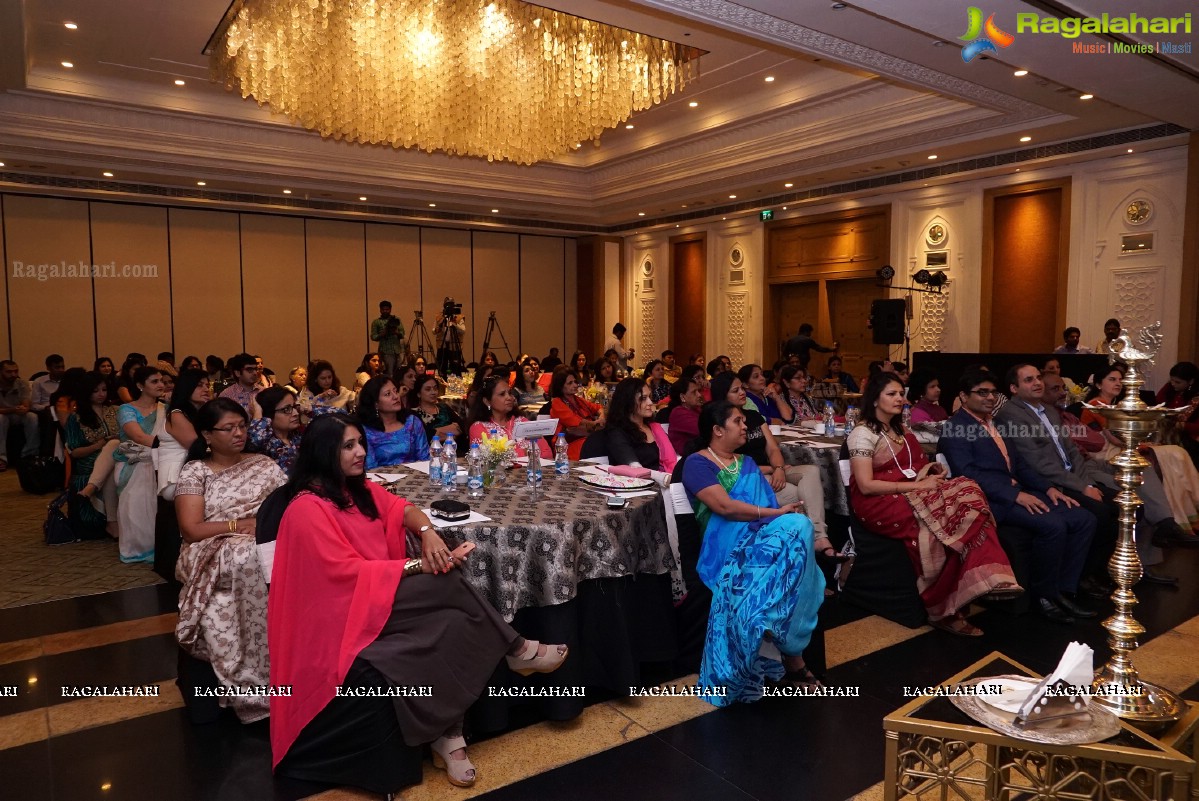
227, 520, 236, 533
404, 558, 423, 577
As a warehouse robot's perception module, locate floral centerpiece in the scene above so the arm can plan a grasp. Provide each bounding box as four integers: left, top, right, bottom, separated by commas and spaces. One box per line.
582, 382, 609, 409
477, 428, 514, 487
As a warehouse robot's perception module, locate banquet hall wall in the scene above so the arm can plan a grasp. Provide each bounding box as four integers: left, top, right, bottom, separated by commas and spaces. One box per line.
0, 197, 577, 376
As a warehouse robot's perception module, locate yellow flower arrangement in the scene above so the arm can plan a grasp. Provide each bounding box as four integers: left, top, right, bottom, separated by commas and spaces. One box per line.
582, 384, 606, 403
478, 429, 515, 475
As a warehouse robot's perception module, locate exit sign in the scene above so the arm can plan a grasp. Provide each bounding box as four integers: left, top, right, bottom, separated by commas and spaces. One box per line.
760, 209, 774, 221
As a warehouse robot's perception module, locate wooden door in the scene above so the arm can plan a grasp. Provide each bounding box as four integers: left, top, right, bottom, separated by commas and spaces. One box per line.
671, 237, 706, 360
829, 278, 887, 378
774, 282, 820, 363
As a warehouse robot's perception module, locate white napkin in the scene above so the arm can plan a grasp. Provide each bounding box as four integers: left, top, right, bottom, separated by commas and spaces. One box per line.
1016, 641, 1094, 720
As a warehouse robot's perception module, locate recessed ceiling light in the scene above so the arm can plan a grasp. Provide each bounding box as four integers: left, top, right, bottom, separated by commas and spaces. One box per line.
1019, 136, 1031, 142
0, 161, 5, 167
638, 212, 646, 217
681, 204, 688, 208
358, 196, 368, 201
1079, 93, 1094, 100
491, 208, 499, 213
722, 217, 726, 220
282, 189, 292, 194
927, 154, 938, 160
784, 182, 793, 188
1013, 69, 1028, 77
429, 203, 436, 207
782, 206, 788, 210
61, 61, 74, 68
1127, 148, 1134, 153
64, 22, 78, 30
102, 171, 113, 177
174, 79, 185, 86
764, 76, 775, 83
688, 101, 698, 108
572, 142, 582, 149
931, 40, 946, 47
831, 2, 847, 8
728, 194, 737, 199
196, 180, 206, 186
625, 124, 634, 129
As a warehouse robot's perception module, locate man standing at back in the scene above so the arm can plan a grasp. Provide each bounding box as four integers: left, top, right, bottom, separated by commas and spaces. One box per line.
370, 300, 405, 378
604, 323, 634, 373
782, 324, 837, 369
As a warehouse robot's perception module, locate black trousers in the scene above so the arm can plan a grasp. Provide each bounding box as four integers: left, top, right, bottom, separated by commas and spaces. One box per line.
995, 493, 1096, 599
1062, 485, 1119, 578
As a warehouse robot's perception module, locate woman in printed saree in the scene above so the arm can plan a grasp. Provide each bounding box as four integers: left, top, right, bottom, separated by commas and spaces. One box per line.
114, 365, 166, 563
269, 415, 567, 790
66, 372, 121, 536
174, 398, 287, 722
848, 372, 1019, 637
680, 401, 826, 705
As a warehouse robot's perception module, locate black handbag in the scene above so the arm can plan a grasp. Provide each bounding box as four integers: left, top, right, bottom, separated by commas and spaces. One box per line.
44, 490, 81, 545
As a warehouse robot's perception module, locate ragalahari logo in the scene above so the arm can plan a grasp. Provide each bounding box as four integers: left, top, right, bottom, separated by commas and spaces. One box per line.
959, 7, 1015, 62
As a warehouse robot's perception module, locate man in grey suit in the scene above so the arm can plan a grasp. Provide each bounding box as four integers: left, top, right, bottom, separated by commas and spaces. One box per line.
994, 363, 1178, 589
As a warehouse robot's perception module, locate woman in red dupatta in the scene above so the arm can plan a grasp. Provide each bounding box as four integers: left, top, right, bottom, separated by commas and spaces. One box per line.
848, 372, 1019, 636
269, 415, 567, 791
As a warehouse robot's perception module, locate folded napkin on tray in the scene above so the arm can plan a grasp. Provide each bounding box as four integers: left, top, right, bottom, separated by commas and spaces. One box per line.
598, 464, 670, 488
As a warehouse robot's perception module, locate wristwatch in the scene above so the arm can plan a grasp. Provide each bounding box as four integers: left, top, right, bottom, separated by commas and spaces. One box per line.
416, 524, 433, 537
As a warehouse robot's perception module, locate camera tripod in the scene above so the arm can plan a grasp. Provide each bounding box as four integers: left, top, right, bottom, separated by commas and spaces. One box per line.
480, 311, 514, 364
407, 311, 437, 364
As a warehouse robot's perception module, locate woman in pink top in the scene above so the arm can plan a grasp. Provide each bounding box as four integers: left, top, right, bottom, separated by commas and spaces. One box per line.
466, 376, 551, 459
667, 371, 706, 455
907, 371, 948, 424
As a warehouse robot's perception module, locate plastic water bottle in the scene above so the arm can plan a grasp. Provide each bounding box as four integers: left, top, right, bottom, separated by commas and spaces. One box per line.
442, 434, 458, 491
526, 443, 543, 488
429, 435, 443, 486
823, 402, 836, 437
467, 443, 484, 498
554, 433, 570, 478
845, 405, 857, 434
902, 403, 912, 431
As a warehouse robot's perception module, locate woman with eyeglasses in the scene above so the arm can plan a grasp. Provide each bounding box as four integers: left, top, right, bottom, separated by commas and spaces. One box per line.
467, 377, 551, 459
114, 365, 165, 563
849, 371, 1018, 636
358, 376, 430, 468
248, 386, 304, 472
174, 398, 288, 721
158, 369, 213, 501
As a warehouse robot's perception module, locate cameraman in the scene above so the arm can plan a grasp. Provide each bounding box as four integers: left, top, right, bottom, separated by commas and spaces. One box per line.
435, 298, 467, 376
370, 300, 406, 377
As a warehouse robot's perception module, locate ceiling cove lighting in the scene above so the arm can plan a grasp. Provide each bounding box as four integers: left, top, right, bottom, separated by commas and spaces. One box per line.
360, 196, 368, 201
211, 0, 698, 165
174, 79, 186, 86
61, 61, 74, 68
1019, 136, 1032, 142
102, 171, 113, 177
688, 101, 699, 107
196, 181, 206, 186
64, 22, 78, 30
1080, 93, 1094, 100
1013, 69, 1028, 76
282, 189, 292, 194
927, 154, 938, 160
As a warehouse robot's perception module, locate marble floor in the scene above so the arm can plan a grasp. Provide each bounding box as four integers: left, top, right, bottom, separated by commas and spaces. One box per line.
3, 465, 1198, 800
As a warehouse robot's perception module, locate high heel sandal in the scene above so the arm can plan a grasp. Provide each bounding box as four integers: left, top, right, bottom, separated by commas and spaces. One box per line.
430, 734, 476, 787
505, 639, 568, 676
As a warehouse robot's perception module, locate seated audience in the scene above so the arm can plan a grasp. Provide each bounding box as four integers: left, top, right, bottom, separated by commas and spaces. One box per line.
268, 416, 567, 789
568, 351, 589, 379
248, 386, 303, 472
643, 359, 671, 405
939, 368, 1096, 624
358, 376, 429, 468
220, 353, 264, 416
157, 360, 178, 404
465, 363, 498, 409
66, 372, 121, 535
549, 368, 604, 460
283, 366, 307, 396
1042, 372, 1108, 456
31, 354, 65, 411
666, 371, 705, 455
661, 350, 682, 382
1158, 361, 1198, 407
254, 356, 273, 389
710, 371, 831, 553
94, 357, 119, 404
512, 356, 548, 406
175, 399, 287, 722
467, 377, 551, 459
737, 363, 783, 422
412, 373, 466, 455
205, 355, 227, 392
179, 355, 203, 373
541, 347, 563, 373
480, 350, 500, 368
354, 353, 384, 394
849, 371, 1020, 636
776, 364, 819, 422
1054, 326, 1092, 355
706, 357, 727, 381
395, 362, 419, 405
690, 353, 707, 370
907, 371, 948, 424
822, 356, 860, 393
300, 359, 355, 416
682, 401, 826, 699
592, 358, 617, 387
0, 360, 38, 470
604, 378, 677, 485
159, 369, 212, 500
115, 366, 166, 563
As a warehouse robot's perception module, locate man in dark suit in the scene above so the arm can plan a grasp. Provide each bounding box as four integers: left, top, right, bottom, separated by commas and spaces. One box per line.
940, 367, 1097, 623
994, 363, 1175, 589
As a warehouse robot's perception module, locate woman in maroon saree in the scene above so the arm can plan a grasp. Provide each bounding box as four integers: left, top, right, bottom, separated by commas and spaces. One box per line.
848, 372, 1019, 636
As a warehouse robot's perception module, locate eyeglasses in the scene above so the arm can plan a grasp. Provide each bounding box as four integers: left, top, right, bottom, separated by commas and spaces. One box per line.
274, 405, 299, 415
212, 422, 249, 433
969, 389, 1001, 398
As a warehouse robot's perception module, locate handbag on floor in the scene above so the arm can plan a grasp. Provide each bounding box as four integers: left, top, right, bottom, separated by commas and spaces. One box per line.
44, 490, 81, 545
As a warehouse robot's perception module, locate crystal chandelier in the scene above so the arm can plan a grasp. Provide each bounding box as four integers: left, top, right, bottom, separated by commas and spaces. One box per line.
211, 0, 698, 165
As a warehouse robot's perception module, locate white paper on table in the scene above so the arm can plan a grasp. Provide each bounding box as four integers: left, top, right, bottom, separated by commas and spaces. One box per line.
579, 456, 610, 465
403, 460, 432, 474
366, 472, 405, 484
421, 509, 492, 528
584, 488, 658, 499
669, 483, 694, 515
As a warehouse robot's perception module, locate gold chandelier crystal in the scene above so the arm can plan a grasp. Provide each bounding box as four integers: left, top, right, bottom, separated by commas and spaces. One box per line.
212, 0, 698, 164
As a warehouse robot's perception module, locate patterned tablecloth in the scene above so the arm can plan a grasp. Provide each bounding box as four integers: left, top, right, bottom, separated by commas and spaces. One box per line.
379, 468, 674, 621
775, 432, 850, 516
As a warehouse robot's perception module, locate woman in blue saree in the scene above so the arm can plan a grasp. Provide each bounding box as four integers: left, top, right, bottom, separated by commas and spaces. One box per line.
680, 401, 827, 705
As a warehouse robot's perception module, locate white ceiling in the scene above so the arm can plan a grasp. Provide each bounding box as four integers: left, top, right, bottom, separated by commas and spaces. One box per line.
0, 0, 1193, 230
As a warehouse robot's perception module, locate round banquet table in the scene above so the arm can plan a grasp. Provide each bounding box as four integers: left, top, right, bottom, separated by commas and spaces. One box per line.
374, 465, 681, 730
772, 427, 850, 516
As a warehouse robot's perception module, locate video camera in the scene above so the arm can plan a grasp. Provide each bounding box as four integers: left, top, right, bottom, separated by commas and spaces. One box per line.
442, 297, 463, 317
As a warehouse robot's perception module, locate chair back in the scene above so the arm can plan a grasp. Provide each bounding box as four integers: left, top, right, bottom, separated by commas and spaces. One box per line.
255, 485, 291, 583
